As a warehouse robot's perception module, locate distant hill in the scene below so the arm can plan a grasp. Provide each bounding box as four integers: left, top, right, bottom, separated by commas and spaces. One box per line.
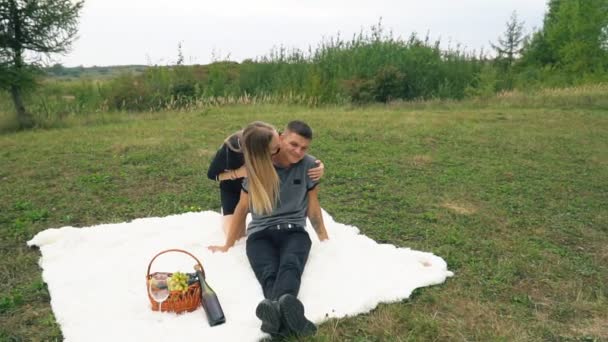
44, 64, 148, 80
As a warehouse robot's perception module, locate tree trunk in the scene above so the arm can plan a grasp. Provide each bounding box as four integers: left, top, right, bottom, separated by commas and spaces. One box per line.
10, 85, 33, 129
8, 0, 33, 129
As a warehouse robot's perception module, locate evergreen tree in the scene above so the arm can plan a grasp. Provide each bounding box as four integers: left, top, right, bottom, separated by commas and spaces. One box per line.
491, 11, 526, 68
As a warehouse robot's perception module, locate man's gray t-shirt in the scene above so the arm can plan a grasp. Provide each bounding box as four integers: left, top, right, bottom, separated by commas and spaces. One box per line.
242, 154, 318, 235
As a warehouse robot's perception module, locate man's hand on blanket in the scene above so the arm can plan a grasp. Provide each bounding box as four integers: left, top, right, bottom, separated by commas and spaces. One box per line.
208, 245, 230, 253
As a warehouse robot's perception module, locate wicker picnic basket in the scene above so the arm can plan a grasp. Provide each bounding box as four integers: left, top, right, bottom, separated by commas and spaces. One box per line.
146, 249, 204, 313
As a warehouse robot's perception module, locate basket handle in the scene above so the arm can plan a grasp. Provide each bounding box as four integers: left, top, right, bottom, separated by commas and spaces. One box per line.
146, 248, 205, 279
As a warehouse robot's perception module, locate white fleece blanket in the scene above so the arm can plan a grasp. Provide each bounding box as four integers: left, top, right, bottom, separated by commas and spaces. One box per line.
27, 209, 453, 342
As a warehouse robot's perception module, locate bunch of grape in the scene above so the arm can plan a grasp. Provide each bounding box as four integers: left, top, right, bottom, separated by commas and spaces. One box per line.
168, 272, 189, 293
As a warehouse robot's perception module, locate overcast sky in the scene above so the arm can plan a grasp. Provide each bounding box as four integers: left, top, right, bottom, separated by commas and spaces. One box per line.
58, 0, 549, 67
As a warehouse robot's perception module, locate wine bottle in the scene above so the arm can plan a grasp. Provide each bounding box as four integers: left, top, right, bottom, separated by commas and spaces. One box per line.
194, 265, 226, 326
187, 272, 199, 286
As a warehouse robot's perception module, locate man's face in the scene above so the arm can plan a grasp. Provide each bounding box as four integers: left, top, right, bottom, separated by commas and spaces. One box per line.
279, 131, 310, 164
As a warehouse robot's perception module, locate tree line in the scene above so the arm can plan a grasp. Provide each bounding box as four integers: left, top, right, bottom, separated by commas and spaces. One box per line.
1, 0, 607, 129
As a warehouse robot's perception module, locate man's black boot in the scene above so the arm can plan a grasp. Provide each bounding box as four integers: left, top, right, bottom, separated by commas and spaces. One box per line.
256, 299, 281, 334
278, 294, 317, 337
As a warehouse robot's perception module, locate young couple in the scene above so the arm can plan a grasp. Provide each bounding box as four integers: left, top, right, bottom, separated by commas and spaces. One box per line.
207, 121, 329, 338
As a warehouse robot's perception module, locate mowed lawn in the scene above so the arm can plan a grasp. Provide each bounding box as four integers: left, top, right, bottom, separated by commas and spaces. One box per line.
1, 102, 607, 341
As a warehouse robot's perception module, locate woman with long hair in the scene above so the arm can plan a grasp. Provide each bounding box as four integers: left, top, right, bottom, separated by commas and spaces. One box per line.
241, 122, 281, 215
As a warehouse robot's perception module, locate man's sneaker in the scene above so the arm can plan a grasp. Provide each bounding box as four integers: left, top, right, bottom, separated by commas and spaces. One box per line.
256, 299, 281, 334
278, 294, 317, 337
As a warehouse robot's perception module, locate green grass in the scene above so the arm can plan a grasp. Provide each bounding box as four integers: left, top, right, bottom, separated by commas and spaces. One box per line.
1, 98, 607, 341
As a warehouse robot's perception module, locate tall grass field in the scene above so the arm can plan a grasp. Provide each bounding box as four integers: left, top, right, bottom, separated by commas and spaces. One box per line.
6, 21, 607, 130
0, 89, 607, 340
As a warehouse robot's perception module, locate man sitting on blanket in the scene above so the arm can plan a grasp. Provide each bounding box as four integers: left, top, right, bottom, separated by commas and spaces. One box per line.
208, 120, 329, 337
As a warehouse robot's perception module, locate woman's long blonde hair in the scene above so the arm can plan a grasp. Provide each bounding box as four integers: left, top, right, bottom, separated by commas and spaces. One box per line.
242, 122, 280, 215
224, 130, 242, 152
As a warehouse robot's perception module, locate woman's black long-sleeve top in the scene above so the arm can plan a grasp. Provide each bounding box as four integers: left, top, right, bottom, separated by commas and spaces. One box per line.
207, 134, 245, 194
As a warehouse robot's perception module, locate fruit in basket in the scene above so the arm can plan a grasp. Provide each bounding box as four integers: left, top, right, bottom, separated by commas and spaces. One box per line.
168, 272, 189, 293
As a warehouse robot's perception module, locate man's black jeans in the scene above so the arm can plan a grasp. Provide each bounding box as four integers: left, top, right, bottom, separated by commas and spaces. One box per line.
246, 225, 312, 300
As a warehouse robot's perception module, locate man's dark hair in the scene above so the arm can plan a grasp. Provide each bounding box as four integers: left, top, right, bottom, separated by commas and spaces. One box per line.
286, 120, 313, 140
